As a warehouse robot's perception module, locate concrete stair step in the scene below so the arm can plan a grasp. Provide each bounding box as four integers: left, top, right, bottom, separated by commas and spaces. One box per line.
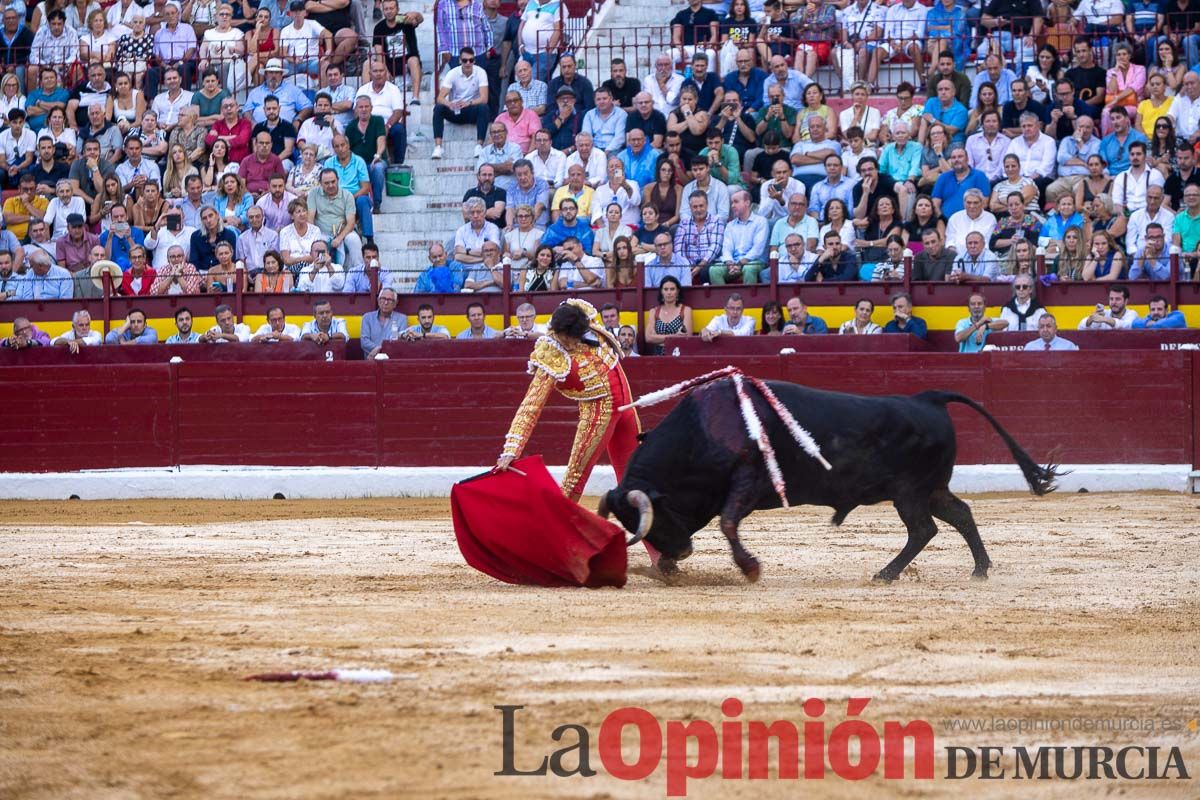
373, 208, 465, 232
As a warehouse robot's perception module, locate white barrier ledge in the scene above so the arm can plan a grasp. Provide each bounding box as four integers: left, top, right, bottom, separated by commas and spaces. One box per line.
0, 464, 1193, 500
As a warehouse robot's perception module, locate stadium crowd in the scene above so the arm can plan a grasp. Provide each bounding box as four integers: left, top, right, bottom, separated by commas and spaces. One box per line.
0, 0, 1194, 352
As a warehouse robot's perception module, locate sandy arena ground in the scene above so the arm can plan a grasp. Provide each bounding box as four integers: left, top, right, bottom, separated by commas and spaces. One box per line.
1, 494, 1198, 799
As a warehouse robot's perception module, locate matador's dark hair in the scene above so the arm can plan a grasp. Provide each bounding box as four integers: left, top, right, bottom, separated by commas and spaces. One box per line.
549, 303, 591, 339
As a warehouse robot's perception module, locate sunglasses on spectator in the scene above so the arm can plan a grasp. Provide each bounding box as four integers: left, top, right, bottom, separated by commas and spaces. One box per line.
460, 57, 474, 63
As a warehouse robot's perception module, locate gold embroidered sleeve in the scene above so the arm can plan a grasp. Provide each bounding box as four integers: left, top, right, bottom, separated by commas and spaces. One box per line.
501, 369, 557, 459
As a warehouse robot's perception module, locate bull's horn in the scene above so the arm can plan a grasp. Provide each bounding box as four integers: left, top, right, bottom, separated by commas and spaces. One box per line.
626, 490, 653, 547
597, 493, 611, 519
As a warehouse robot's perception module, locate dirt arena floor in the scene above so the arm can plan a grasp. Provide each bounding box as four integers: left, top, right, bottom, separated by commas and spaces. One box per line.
1, 493, 1198, 799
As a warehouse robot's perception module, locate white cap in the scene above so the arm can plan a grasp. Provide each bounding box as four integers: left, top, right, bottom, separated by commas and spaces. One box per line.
169, 356, 184, 363
373, 352, 390, 360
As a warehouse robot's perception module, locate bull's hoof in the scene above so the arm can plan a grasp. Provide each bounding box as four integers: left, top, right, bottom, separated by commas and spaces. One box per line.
872, 570, 897, 584
675, 544, 693, 561
658, 558, 679, 578
737, 557, 761, 583
971, 569, 989, 581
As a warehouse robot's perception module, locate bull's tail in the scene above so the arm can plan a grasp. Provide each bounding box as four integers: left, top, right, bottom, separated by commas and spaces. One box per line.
923, 391, 1064, 496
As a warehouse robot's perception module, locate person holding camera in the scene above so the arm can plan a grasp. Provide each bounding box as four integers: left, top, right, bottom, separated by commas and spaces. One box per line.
296, 241, 345, 293
552, 236, 604, 290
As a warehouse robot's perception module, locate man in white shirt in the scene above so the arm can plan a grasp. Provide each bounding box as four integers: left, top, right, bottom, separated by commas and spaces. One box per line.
354, 62, 409, 163
701, 293, 756, 340
949, 230, 999, 281
1113, 141, 1165, 216
555, 236, 605, 288
52, 309, 101, 353
527, 128, 566, 186
643, 52, 685, 115
1125, 184, 1174, 255
202, 304, 252, 343
278, 1, 331, 82
252, 306, 302, 342
0, 108, 35, 186
564, 132, 606, 187
944, 189, 997, 255
150, 66, 193, 132
432, 45, 489, 159
1004, 112, 1056, 193
1023, 314, 1078, 350
502, 302, 547, 339
965, 110, 1010, 182
1168, 71, 1200, 145
301, 299, 349, 343
296, 240, 345, 292
773, 232, 816, 283
1078, 285, 1141, 330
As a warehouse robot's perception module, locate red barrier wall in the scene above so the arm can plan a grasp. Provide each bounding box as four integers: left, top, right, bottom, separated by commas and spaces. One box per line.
5, 353, 1197, 472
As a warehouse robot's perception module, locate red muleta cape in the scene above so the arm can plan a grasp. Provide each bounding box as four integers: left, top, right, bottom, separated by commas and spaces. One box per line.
450, 455, 628, 588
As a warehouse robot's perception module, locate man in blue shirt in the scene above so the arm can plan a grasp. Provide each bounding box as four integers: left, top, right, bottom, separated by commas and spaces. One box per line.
104, 308, 160, 345
540, 197, 594, 253
782, 295, 827, 334
618, 128, 659, 188
99, 207, 146, 270
722, 50, 767, 111
808, 153, 854, 218
932, 146, 991, 217
1099, 107, 1147, 176
324, 134, 374, 241
243, 61, 313, 124
882, 293, 928, 339
955, 293, 1006, 352
922, 79, 969, 145
1132, 295, 1189, 328
17, 249, 72, 300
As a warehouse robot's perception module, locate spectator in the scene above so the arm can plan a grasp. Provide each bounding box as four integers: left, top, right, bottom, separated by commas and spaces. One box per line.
506, 162, 550, 228
455, 195, 502, 265
1082, 230, 1127, 281
324, 134, 375, 243
921, 79, 968, 146
0, 316, 49, 350
1169, 71, 1200, 145
617, 129, 658, 190
552, 236, 604, 289
232, 204, 278, 277
295, 240, 344, 292
300, 299, 348, 344
401, 303, 451, 340
238, 131, 286, 196
1000, 79, 1049, 138
150, 67, 194, 133
548, 54, 596, 115
879, 121, 921, 209
701, 292, 755, 340
591, 158, 640, 227
644, 230, 692, 287
617, 324, 638, 357
527, 127, 566, 186
806, 229, 857, 281
541, 195, 593, 253
503, 301, 546, 339
29, 11, 79, 94
497, 90, 541, 155
672, 190, 724, 285
149, 244, 200, 295
1049, 79, 1094, 142
949, 230, 998, 282
716, 189, 766, 284
463, 239, 505, 292
1079, 284, 1141, 330
119, 246, 156, 295
779, 295, 826, 335
354, 62, 409, 166
99, 205, 145, 270
1023, 314, 1078, 350
602, 57, 641, 111
435, 0, 492, 72
522, 242, 556, 290
931, 146, 991, 222
212, 172, 253, 231
1129, 223, 1172, 280
926, 51, 971, 108
564, 131, 605, 188
104, 307, 159, 344
163, 307, 199, 343
54, 212, 98, 277
26, 69, 67, 134
251, 251, 293, 293
964, 111, 1011, 185
147, 4, 196, 97
360, 287, 406, 356
411, 242, 466, 293
808, 153, 853, 220
908, 227, 953, 281
305, 169, 361, 271
582, 86, 627, 156
4, 175, 49, 240
52, 309, 102, 352
644, 52, 685, 116
27, 139, 69, 197
345, 97, 389, 217
683, 52, 723, 118
68, 140, 116, 205
1126, 186, 1173, 256
772, 232, 816, 282
945, 189, 997, 254
770, 192, 818, 252
1132, 295, 1188, 328
478, 122, 523, 195
625, 96, 670, 171
0, 250, 20, 300
1113, 142, 1164, 217
546, 92, 588, 166
432, 46, 490, 159
998, 276, 1045, 331
834, 297, 879, 335
1099, 107, 1147, 177
883, 293, 927, 338
508, 61, 549, 119
189, 205, 238, 273
457, 301, 500, 339
1045, 115, 1099, 206
243, 59, 313, 125
205, 96, 253, 165
670, 0, 719, 66
818, 197, 855, 252
953, 292, 1003, 351
285, 145, 323, 203
253, 97, 300, 171
593, 201, 632, 264
256, 175, 299, 232
249, 305, 301, 342
321, 64, 357, 129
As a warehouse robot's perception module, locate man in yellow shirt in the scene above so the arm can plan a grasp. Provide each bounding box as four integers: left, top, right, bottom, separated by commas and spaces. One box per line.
2, 174, 50, 240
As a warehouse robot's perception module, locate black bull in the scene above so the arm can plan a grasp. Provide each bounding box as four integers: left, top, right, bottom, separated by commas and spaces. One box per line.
599, 380, 1061, 582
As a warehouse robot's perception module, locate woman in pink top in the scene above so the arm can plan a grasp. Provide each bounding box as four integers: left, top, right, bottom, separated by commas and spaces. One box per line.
1101, 42, 1145, 135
